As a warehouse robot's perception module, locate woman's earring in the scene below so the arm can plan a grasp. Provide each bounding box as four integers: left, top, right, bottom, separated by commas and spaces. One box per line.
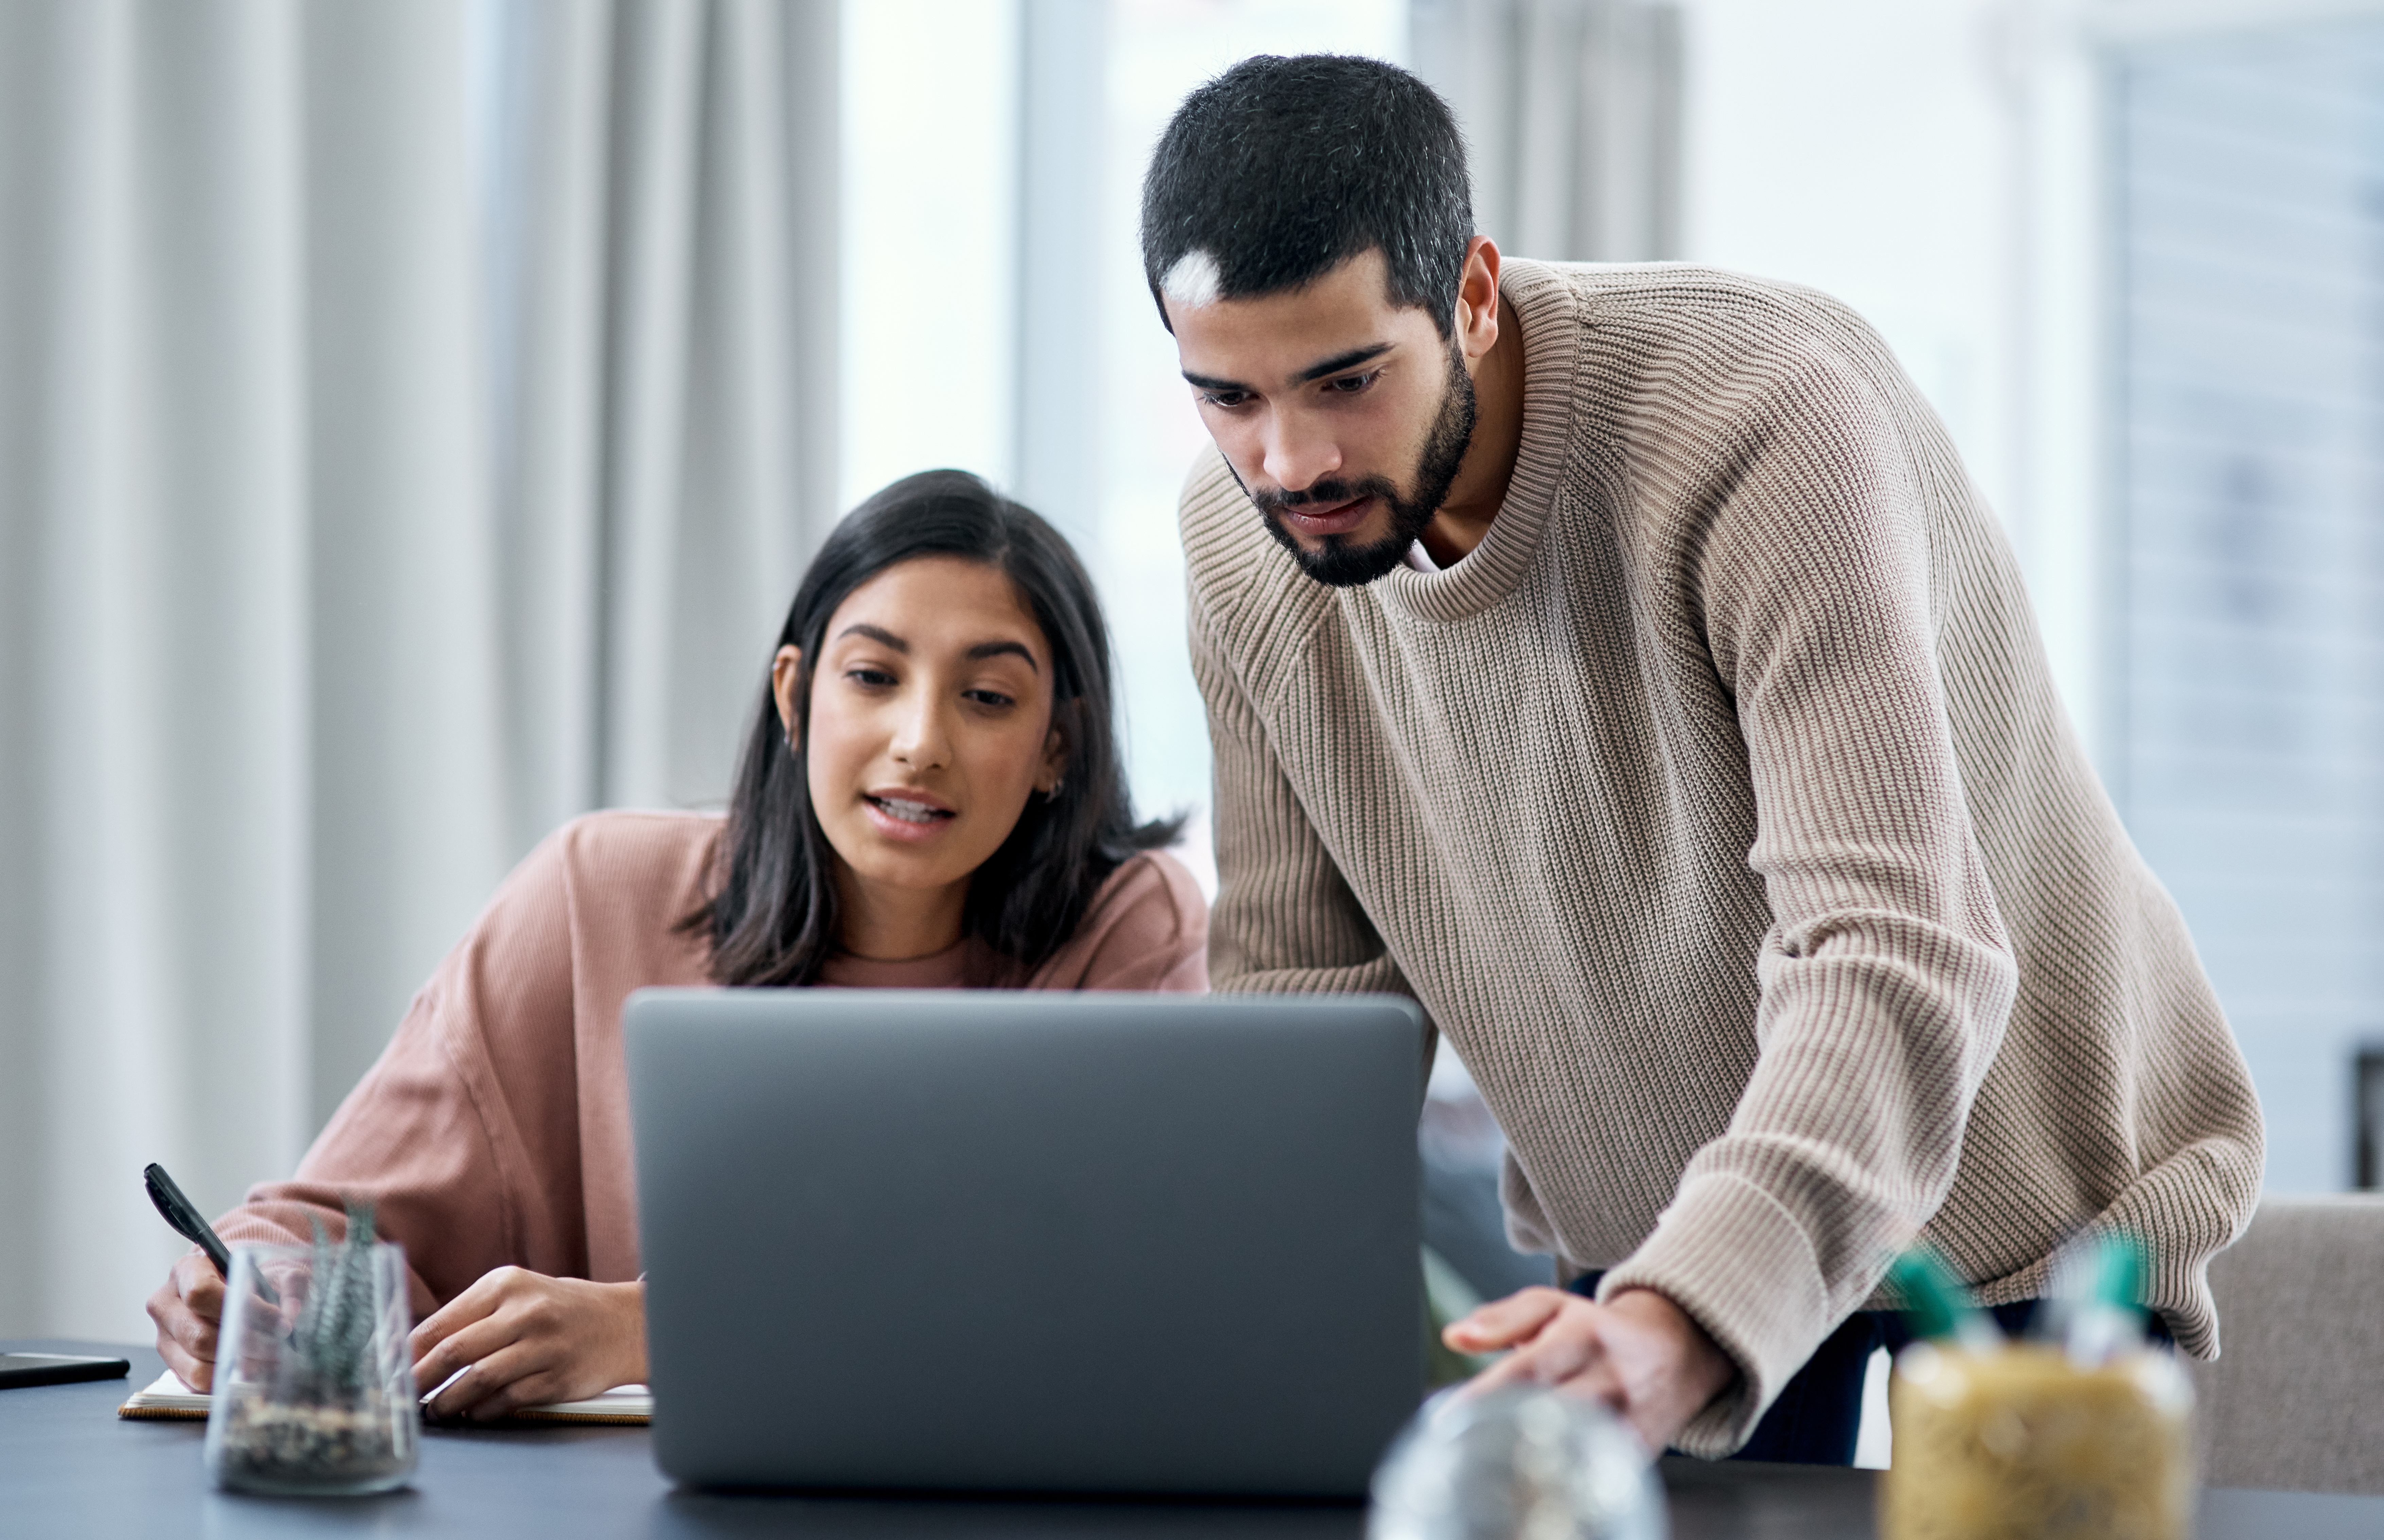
1046, 778, 1065, 799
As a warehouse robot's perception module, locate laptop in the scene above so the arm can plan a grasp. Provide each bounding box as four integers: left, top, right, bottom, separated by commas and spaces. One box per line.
623, 989, 1425, 1497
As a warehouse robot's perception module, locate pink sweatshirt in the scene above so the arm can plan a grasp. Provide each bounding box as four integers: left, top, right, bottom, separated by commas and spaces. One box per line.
214, 810, 1210, 1318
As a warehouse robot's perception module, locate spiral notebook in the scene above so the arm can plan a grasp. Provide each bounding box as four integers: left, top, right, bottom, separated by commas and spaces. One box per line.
116, 1369, 652, 1425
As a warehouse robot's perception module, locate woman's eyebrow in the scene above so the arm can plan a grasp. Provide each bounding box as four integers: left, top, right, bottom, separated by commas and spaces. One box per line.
836, 622, 907, 651
967, 640, 1039, 671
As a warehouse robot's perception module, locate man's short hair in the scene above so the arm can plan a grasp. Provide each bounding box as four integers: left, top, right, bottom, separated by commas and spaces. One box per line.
1140, 55, 1474, 339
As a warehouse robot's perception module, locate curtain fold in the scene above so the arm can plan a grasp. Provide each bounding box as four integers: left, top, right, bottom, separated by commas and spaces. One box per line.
0, 0, 837, 1341
1411, 0, 1685, 263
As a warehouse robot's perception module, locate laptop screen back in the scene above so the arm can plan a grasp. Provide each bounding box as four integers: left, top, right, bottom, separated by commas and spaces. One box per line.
625, 989, 1426, 1496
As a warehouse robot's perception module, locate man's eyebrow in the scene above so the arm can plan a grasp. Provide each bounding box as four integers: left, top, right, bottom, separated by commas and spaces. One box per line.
836, 622, 908, 651
1182, 342, 1395, 396
966, 640, 1039, 671
1295, 343, 1393, 383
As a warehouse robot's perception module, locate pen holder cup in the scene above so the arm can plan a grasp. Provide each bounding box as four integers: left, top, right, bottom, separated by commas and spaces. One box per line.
1878, 1341, 2193, 1540
203, 1240, 420, 1496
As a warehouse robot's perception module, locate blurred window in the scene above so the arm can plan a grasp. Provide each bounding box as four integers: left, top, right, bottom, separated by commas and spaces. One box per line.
2111, 17, 2384, 1191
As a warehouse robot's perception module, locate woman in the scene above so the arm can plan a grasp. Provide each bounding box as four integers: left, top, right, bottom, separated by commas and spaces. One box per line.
148, 471, 1205, 1417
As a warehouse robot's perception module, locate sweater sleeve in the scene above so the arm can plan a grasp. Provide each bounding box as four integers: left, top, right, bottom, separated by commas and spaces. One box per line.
1595, 338, 2023, 1454
1191, 576, 1421, 1005
214, 828, 588, 1324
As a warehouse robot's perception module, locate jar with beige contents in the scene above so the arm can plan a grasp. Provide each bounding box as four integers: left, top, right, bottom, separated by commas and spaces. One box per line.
1878, 1241, 2194, 1540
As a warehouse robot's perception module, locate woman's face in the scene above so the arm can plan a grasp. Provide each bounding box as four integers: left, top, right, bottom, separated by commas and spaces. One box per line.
776, 556, 1066, 915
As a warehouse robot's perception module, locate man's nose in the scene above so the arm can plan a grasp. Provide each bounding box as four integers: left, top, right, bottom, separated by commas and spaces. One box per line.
1260, 410, 1342, 494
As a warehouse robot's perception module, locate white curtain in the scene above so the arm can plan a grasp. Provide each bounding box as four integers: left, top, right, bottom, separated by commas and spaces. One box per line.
0, 0, 837, 1341
1411, 0, 1684, 263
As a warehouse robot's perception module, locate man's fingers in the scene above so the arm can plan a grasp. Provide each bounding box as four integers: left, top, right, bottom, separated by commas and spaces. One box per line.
1443, 1285, 1570, 1351
1466, 1317, 1604, 1392
1521, 1322, 1602, 1385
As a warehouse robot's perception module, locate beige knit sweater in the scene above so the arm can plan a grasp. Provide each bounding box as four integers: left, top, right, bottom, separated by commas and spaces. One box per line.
1182, 257, 2264, 1456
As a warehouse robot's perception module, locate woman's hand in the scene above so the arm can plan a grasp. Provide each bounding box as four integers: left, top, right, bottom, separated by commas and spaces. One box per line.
1443, 1285, 1737, 1454
146, 1251, 226, 1392
409, 1268, 646, 1421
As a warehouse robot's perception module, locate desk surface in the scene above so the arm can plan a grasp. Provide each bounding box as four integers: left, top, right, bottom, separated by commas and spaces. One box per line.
7, 1340, 2381, 1538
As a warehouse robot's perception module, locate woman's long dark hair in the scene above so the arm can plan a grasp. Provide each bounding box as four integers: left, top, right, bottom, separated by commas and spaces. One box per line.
695, 470, 1182, 986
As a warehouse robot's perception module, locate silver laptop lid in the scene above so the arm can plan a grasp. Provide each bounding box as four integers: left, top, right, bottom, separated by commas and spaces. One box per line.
625, 989, 1425, 1497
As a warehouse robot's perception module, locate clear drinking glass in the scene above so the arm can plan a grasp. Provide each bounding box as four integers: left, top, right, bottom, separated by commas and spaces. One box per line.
1369, 1387, 1668, 1540
203, 1240, 420, 1496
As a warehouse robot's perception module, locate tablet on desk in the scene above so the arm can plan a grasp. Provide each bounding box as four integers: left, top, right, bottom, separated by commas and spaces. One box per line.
1, 1353, 129, 1391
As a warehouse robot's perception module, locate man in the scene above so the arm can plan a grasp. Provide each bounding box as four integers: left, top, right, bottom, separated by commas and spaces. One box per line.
1145, 54, 2262, 1463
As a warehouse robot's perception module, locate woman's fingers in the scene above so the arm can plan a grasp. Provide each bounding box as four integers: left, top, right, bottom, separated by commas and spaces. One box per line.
1442, 1284, 1570, 1351
409, 1266, 516, 1363
154, 1336, 211, 1393
148, 1253, 226, 1391
445, 1345, 574, 1422
422, 1334, 549, 1418
179, 1253, 226, 1319
425, 1338, 556, 1420
159, 1288, 221, 1360
411, 1268, 638, 1420
412, 1310, 525, 1403
407, 1268, 646, 1419
146, 1283, 213, 1393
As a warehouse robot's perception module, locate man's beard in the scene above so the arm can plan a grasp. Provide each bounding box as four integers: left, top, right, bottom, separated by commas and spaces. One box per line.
1247, 343, 1479, 588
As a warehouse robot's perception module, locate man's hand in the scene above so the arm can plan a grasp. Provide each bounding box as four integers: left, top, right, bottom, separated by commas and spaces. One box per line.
146, 1251, 226, 1392
409, 1268, 646, 1421
1444, 1285, 1737, 1454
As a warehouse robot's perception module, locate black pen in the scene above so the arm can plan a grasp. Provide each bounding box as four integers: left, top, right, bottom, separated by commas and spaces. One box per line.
144, 1162, 277, 1304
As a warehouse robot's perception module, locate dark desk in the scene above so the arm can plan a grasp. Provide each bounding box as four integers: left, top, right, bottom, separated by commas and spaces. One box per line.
7, 1341, 2381, 1538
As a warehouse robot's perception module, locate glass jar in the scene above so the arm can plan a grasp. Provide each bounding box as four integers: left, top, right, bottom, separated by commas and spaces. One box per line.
203, 1240, 420, 1496
1880, 1341, 2193, 1540
1369, 1387, 1667, 1540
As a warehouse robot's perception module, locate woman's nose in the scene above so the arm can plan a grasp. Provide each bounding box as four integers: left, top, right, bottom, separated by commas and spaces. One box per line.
888, 692, 952, 770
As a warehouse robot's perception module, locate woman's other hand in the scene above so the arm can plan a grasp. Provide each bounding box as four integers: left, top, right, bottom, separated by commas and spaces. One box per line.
146, 1251, 226, 1392
409, 1267, 646, 1421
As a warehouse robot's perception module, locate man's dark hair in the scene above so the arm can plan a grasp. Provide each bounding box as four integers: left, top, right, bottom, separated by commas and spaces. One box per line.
691, 469, 1181, 986
1140, 54, 1473, 337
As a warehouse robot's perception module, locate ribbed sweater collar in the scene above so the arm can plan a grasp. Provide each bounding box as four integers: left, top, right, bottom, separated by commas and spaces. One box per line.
1371, 257, 1582, 624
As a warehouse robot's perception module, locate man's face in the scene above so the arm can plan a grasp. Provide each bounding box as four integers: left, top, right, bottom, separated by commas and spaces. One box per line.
1165, 249, 1476, 587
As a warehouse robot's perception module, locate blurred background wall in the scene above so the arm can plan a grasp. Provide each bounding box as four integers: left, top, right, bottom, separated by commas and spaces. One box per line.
3, 0, 2380, 1340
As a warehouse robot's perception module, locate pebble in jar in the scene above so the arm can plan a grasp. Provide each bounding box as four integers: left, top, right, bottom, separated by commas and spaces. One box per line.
1878, 1239, 2194, 1540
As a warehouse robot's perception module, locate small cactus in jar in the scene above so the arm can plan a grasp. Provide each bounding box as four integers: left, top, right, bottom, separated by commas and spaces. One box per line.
208, 1195, 417, 1494
285, 1198, 383, 1402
